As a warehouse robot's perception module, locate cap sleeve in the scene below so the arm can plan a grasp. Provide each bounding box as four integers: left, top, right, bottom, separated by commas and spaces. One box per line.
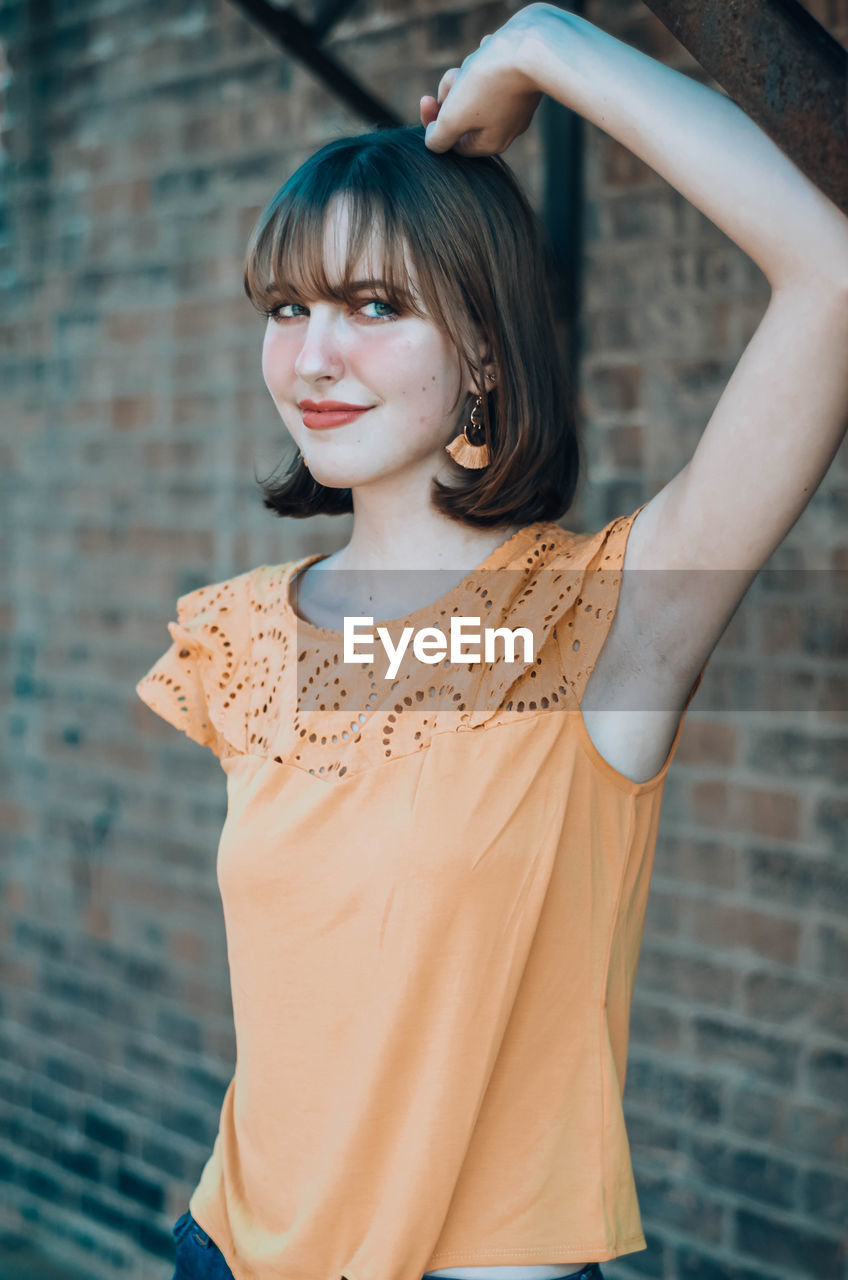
554, 504, 649, 703
135, 568, 255, 760
555, 503, 709, 775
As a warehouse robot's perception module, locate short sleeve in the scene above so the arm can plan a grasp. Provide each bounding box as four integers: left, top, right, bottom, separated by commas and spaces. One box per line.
135, 568, 256, 760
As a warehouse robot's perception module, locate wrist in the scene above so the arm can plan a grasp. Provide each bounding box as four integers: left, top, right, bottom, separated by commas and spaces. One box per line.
511, 4, 584, 98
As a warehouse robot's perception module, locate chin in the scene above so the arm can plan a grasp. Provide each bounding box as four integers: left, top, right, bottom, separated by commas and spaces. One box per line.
307, 452, 426, 488
305, 462, 383, 488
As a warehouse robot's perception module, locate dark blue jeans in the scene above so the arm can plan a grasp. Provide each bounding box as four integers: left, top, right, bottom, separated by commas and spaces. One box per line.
171, 1209, 606, 1280
171, 1211, 236, 1279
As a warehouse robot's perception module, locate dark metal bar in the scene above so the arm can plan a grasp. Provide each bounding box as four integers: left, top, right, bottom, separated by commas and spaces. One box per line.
541, 1, 586, 410
540, 95, 584, 380
640, 0, 848, 216
227, 0, 402, 128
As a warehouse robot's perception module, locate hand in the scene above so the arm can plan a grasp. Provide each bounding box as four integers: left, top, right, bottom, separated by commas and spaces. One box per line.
419, 5, 548, 157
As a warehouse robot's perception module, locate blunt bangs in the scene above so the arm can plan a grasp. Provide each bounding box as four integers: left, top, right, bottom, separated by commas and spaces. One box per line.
245, 186, 428, 323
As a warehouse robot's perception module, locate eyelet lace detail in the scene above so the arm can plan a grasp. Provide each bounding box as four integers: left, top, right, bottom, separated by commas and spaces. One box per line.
136, 509, 645, 780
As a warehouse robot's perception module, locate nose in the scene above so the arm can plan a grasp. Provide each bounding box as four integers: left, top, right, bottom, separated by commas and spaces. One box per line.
292, 308, 345, 382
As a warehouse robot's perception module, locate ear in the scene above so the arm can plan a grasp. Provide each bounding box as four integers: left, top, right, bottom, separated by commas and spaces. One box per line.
465, 350, 497, 397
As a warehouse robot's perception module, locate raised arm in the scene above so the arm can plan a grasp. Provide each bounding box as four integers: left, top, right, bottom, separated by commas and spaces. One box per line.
423, 3, 848, 697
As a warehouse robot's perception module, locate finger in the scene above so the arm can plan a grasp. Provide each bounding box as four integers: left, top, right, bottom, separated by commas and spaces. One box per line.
420, 95, 441, 127
427, 112, 483, 155
425, 117, 451, 153
436, 66, 459, 104
426, 68, 462, 152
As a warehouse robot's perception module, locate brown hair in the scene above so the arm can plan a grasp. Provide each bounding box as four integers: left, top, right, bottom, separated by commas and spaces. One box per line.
244, 124, 580, 528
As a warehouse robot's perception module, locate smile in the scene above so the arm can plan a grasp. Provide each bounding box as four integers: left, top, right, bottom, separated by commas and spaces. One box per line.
301, 407, 374, 429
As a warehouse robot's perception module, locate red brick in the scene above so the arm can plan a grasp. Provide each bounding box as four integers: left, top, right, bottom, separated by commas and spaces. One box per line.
686, 899, 801, 963
601, 136, 652, 188
604, 423, 644, 469
110, 396, 156, 430
83, 904, 113, 940
674, 718, 739, 766
3, 877, 27, 907
692, 782, 801, 839
584, 362, 643, 411
171, 930, 208, 966
653, 834, 740, 890
104, 313, 155, 343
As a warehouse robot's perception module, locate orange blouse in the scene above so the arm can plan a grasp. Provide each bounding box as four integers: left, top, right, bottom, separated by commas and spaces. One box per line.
136, 508, 706, 1280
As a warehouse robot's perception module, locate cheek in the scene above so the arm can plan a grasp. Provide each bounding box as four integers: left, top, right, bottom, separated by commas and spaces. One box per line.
393, 338, 455, 400
261, 329, 285, 387
261, 330, 275, 387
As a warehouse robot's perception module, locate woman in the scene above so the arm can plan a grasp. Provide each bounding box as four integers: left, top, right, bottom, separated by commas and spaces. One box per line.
138, 6, 848, 1280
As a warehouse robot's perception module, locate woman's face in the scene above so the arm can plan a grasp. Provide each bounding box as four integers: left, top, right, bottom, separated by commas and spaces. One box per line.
261, 198, 478, 490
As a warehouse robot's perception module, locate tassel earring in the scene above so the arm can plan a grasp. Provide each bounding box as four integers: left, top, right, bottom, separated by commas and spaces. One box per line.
445, 374, 495, 469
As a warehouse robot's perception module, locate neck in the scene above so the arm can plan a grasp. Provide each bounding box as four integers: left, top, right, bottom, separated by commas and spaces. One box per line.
334, 506, 524, 574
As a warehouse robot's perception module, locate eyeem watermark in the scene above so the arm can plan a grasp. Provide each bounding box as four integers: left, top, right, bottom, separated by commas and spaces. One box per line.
344, 616, 535, 680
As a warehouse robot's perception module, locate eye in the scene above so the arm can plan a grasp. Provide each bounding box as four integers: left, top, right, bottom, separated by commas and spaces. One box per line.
360, 299, 397, 320
265, 299, 398, 322
264, 302, 305, 321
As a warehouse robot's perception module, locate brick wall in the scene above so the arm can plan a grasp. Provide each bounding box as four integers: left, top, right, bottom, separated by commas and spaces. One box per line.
0, 0, 845, 1276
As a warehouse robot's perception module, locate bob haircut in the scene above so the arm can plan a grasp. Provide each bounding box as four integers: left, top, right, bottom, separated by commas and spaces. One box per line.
244, 123, 581, 529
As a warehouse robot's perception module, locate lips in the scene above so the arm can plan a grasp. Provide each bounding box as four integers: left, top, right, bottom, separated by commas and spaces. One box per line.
299, 400, 371, 412
301, 405, 373, 430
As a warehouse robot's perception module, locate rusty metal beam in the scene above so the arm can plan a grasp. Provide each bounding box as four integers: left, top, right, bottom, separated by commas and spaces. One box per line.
227, 0, 402, 128
640, 0, 848, 217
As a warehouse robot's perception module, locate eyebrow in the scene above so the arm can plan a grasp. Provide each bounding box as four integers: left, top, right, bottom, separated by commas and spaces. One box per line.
344, 279, 390, 292
268, 277, 405, 300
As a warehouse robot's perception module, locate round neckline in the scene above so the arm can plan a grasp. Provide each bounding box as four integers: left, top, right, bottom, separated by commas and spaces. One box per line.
279, 522, 557, 639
